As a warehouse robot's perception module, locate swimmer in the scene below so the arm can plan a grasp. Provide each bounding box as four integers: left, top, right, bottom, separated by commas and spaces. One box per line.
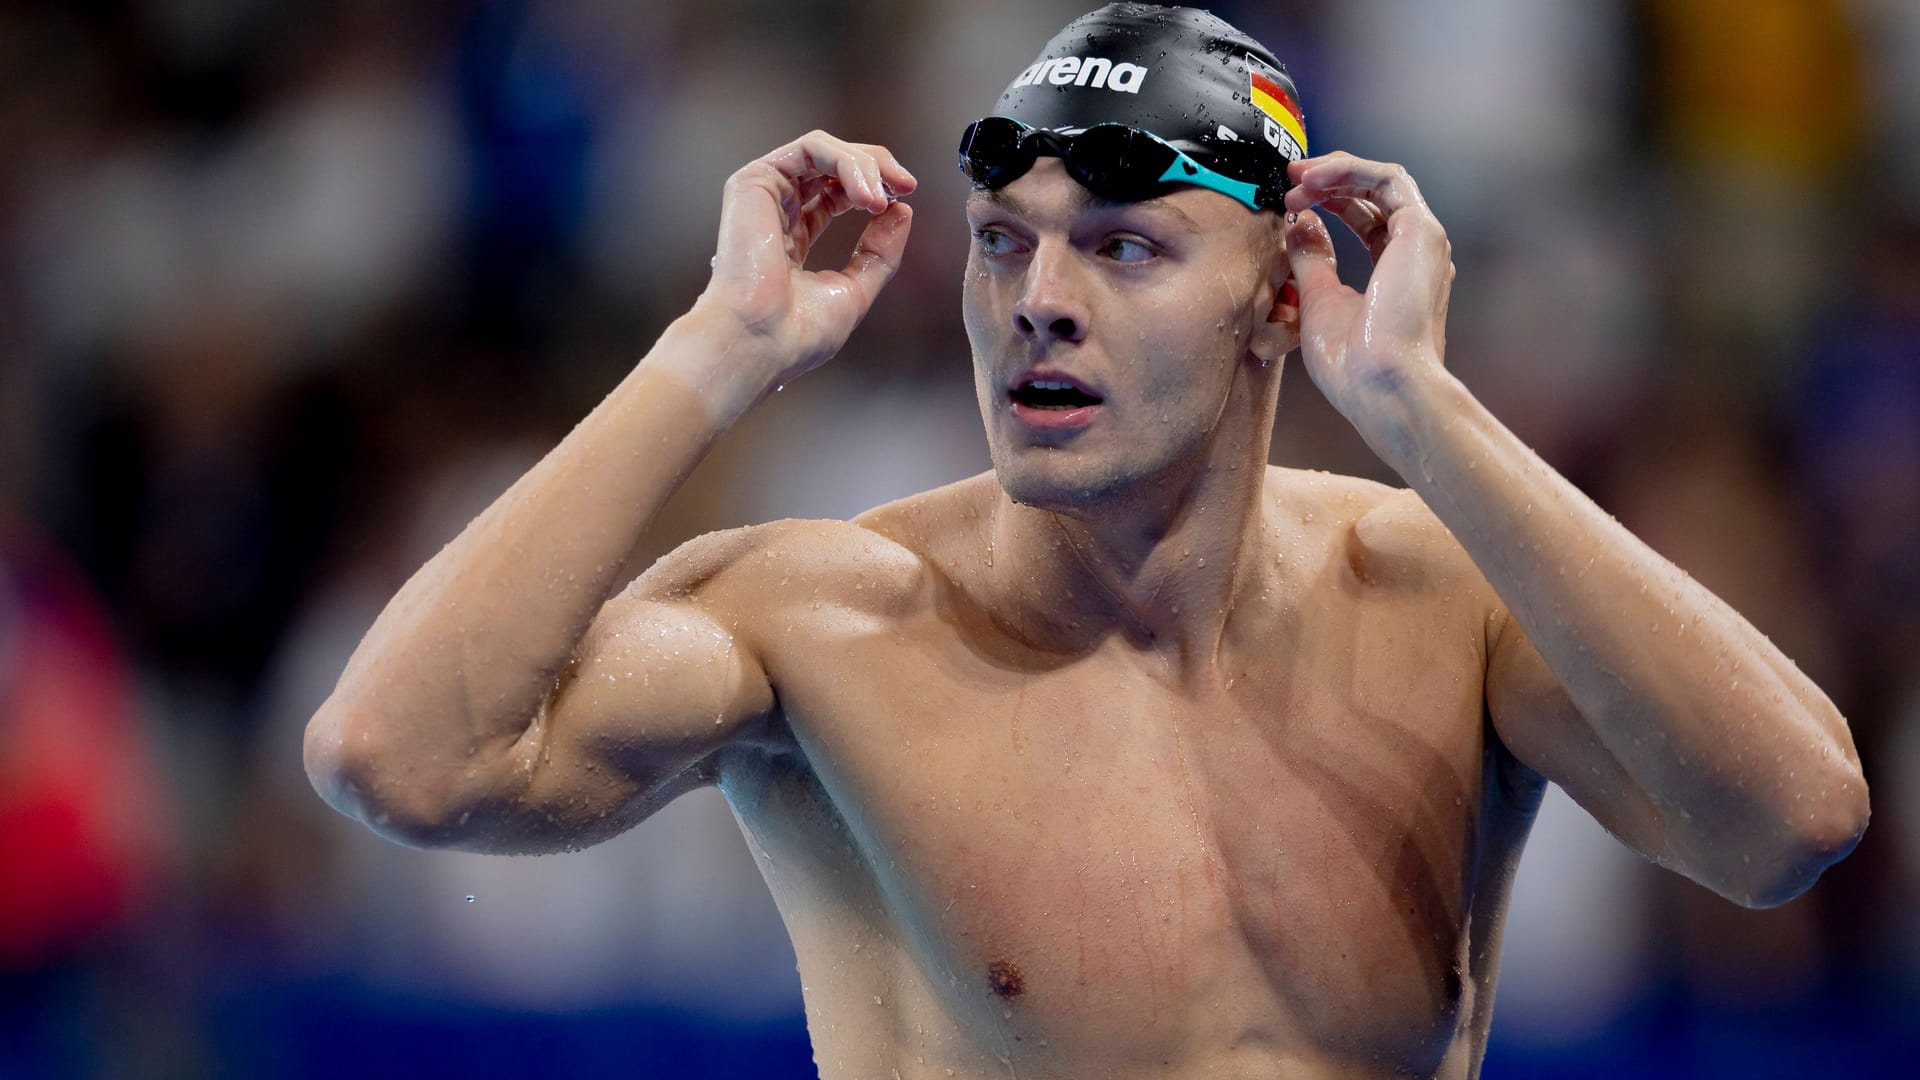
305, 5, 1867, 1077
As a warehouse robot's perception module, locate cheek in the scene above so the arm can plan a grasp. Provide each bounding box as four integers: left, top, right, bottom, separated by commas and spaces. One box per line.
1112, 295, 1250, 429
1132, 284, 1251, 375
1141, 262, 1254, 334
962, 269, 1002, 410
960, 258, 1001, 349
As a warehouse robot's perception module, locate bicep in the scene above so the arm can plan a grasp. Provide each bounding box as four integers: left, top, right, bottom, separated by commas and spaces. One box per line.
475, 590, 776, 853
1485, 606, 1678, 869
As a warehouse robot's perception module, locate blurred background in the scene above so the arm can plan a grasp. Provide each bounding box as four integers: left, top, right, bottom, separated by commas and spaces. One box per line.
1, 0, 1916, 1076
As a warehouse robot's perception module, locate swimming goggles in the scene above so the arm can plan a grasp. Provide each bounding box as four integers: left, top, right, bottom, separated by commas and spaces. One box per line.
958, 115, 1288, 213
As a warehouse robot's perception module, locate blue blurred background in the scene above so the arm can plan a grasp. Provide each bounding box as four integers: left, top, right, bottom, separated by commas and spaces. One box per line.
2, 0, 1917, 1076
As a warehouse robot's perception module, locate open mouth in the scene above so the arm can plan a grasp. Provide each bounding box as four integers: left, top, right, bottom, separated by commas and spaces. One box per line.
1009, 378, 1104, 410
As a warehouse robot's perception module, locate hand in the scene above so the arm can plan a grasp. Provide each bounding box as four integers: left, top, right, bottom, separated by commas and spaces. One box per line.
693, 130, 917, 389
1280, 152, 1454, 425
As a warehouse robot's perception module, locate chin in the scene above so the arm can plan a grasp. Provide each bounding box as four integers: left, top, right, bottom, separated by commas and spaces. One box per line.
988, 445, 1143, 511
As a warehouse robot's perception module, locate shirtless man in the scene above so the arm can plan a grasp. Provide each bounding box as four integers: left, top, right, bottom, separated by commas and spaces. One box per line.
304, 6, 1867, 1077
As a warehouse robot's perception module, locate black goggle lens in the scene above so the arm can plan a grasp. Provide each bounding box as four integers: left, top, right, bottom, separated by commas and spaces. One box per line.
959, 116, 1285, 209
1065, 124, 1177, 202
960, 118, 1179, 203
957, 117, 1032, 188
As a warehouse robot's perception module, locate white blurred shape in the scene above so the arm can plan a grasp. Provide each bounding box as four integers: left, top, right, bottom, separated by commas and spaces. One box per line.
17, 59, 461, 364
733, 376, 988, 522
211, 66, 463, 346
1322, 0, 1625, 232
1493, 783, 1654, 1044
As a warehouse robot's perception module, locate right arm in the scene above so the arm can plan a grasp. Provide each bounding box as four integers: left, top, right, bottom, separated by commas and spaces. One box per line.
303, 132, 916, 852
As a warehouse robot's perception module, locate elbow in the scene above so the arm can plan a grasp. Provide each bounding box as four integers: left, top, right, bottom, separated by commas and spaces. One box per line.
1723, 770, 1870, 909
303, 696, 365, 818
303, 698, 480, 849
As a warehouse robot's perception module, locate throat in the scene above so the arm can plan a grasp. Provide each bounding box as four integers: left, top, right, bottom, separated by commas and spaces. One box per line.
982, 467, 1283, 663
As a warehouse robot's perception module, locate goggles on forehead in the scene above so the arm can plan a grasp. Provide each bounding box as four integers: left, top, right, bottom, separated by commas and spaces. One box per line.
957, 115, 1288, 213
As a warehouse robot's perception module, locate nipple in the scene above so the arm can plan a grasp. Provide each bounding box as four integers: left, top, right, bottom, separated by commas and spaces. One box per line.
986, 957, 1026, 999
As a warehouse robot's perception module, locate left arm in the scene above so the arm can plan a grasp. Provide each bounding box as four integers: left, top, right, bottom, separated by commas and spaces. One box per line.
1280, 153, 1867, 908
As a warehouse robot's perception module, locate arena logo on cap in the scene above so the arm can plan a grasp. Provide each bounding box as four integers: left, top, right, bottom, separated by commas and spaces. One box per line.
1012, 55, 1150, 94
1245, 53, 1307, 161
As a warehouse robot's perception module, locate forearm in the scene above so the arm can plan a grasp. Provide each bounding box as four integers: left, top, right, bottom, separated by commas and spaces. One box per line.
1277, 148, 1863, 900
1365, 368, 1864, 870
305, 306, 771, 815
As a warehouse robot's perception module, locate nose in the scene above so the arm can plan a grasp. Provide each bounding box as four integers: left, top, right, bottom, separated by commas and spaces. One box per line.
1012, 243, 1089, 345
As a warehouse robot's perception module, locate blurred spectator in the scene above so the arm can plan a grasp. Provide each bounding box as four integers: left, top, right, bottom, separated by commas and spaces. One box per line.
0, 1, 1914, 1075
1853, 0, 1920, 201
0, 370, 179, 1074
1636, 0, 1867, 399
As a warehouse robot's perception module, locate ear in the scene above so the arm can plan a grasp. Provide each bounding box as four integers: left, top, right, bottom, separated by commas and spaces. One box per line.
1248, 223, 1300, 366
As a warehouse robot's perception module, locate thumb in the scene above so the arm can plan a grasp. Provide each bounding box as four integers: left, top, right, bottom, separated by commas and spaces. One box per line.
1283, 209, 1344, 304
838, 201, 913, 313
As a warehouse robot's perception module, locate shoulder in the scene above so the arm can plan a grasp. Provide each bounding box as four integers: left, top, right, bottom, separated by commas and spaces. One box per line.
625, 517, 925, 614
1268, 465, 1399, 520
622, 475, 996, 618
1270, 466, 1488, 594
850, 470, 996, 549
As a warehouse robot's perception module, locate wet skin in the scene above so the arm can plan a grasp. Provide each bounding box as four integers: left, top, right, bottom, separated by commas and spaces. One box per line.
667, 471, 1542, 1079
579, 155, 1534, 1076
307, 131, 1864, 1080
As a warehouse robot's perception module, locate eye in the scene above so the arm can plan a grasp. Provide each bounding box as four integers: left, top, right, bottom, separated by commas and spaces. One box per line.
972, 227, 1021, 257
1100, 235, 1155, 264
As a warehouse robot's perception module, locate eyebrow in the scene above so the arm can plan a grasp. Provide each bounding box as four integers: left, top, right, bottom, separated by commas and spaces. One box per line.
967, 186, 1201, 231
966, 187, 1061, 219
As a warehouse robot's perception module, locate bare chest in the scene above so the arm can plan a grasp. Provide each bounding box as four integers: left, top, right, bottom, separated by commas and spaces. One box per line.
732, 596, 1498, 1067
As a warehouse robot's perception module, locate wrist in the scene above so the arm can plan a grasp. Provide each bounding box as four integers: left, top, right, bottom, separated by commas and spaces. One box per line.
1351, 357, 1468, 467
641, 306, 786, 425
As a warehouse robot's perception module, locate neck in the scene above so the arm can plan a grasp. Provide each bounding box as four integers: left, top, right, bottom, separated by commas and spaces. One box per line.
985, 376, 1281, 677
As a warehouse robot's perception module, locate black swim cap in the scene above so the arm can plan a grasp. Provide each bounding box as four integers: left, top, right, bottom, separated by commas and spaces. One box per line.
990, 4, 1307, 189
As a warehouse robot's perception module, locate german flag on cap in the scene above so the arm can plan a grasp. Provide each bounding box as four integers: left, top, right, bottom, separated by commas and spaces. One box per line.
1246, 53, 1307, 160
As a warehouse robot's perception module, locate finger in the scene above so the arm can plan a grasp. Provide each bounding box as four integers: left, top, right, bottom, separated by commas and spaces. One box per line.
1290, 156, 1451, 296
716, 160, 797, 276
834, 201, 913, 313
1284, 152, 1429, 218
790, 173, 861, 221
849, 141, 918, 199
1369, 215, 1452, 313
720, 168, 862, 277
717, 134, 893, 281
765, 131, 890, 213
789, 192, 836, 259
1282, 209, 1348, 306
1284, 151, 1345, 183
1321, 196, 1390, 264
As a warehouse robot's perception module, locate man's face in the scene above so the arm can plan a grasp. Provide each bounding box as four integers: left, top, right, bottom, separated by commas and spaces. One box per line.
962, 157, 1291, 511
